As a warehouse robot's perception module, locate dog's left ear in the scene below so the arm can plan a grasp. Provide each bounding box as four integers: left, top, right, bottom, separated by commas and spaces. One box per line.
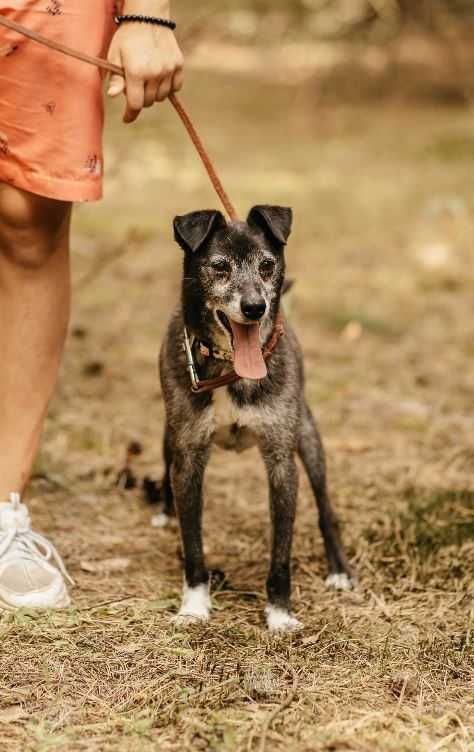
247, 205, 293, 246
173, 210, 226, 254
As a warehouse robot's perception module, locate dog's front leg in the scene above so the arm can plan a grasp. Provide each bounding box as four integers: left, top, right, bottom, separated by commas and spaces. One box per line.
260, 445, 302, 633
171, 445, 211, 624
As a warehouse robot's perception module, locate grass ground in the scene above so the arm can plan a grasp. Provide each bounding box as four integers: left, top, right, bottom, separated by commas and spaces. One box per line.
1, 41, 474, 752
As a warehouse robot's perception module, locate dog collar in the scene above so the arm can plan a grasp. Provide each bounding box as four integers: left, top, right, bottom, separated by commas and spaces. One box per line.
197, 341, 234, 363
183, 312, 285, 395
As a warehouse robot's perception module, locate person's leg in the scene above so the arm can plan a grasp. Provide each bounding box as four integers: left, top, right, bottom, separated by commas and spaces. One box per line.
0, 183, 72, 498
0, 2, 114, 610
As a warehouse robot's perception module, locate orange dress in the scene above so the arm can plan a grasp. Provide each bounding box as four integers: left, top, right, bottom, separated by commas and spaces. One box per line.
0, 1, 116, 202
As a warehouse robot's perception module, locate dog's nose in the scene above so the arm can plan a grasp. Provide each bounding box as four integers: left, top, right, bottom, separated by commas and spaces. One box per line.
241, 298, 266, 321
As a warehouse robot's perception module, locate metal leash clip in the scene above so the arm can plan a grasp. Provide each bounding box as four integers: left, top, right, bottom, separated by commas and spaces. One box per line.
183, 328, 201, 392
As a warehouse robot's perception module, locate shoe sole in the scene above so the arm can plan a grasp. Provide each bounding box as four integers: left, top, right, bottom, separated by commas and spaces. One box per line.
0, 586, 71, 611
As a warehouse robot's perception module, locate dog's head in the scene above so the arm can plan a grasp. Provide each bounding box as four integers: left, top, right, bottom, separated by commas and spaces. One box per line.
174, 205, 292, 380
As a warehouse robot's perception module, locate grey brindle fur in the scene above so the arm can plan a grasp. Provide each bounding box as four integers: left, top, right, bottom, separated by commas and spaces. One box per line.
159, 205, 354, 631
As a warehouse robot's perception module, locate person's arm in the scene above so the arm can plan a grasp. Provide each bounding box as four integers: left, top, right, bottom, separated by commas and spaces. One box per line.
107, 0, 184, 123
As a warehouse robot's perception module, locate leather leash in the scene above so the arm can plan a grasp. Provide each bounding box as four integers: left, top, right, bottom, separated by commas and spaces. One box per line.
0, 14, 239, 221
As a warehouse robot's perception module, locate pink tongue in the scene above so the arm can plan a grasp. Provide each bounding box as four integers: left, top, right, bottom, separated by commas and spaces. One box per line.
229, 321, 267, 379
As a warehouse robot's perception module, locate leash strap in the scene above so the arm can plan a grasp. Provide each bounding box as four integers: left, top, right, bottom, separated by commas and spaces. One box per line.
0, 15, 239, 222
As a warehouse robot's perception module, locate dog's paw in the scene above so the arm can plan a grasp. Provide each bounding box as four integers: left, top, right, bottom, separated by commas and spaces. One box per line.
151, 512, 170, 529
172, 609, 210, 626
265, 605, 303, 634
173, 583, 211, 626
325, 572, 354, 591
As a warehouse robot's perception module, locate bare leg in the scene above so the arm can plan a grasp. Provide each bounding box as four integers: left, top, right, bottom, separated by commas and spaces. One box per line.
0, 184, 72, 497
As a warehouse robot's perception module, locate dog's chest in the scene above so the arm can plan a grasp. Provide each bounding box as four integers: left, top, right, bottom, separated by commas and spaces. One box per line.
211, 388, 258, 452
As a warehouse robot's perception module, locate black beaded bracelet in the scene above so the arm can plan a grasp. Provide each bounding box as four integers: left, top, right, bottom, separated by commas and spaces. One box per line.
114, 14, 176, 31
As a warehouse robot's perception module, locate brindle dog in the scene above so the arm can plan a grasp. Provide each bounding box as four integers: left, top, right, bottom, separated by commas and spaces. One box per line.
159, 205, 354, 632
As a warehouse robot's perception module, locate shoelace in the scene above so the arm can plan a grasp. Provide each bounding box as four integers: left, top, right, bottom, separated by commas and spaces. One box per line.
0, 493, 74, 585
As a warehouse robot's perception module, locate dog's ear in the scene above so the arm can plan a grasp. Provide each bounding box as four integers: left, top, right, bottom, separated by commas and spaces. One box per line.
173, 210, 225, 254
247, 205, 293, 246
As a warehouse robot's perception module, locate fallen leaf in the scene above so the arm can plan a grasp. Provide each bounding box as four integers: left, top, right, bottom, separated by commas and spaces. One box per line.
80, 557, 131, 574
0, 705, 26, 723
341, 320, 363, 341
415, 242, 452, 269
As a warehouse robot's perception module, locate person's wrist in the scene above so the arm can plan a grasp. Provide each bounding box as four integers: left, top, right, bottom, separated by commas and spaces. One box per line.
121, 0, 170, 18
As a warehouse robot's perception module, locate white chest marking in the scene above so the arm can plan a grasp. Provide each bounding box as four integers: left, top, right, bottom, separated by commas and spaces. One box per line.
213, 388, 238, 427
211, 389, 258, 452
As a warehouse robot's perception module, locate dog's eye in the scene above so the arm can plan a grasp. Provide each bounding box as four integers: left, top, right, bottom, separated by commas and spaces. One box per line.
259, 259, 275, 277
210, 260, 231, 276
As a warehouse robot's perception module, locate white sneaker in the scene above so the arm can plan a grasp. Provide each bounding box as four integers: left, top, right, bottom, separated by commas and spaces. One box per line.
0, 493, 73, 609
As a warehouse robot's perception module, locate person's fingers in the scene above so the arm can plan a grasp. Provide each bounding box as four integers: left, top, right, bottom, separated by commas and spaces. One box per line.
156, 73, 173, 102
171, 66, 184, 94
122, 73, 144, 123
125, 74, 145, 114
107, 74, 125, 98
144, 79, 158, 108
107, 43, 125, 97
123, 103, 140, 123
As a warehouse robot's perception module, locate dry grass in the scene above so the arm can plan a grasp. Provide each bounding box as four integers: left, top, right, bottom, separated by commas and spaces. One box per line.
2, 33, 474, 752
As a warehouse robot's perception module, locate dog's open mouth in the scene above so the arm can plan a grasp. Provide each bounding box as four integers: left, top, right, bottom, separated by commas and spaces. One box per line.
216, 310, 267, 380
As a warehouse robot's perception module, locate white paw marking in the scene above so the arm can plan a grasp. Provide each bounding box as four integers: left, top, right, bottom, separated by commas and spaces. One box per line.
325, 573, 353, 591
265, 605, 303, 633
173, 583, 211, 624
151, 513, 169, 529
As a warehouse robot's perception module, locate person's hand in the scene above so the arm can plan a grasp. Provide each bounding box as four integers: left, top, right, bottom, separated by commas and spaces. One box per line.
107, 3, 184, 123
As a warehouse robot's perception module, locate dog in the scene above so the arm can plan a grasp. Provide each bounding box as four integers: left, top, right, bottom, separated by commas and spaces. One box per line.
159, 205, 354, 632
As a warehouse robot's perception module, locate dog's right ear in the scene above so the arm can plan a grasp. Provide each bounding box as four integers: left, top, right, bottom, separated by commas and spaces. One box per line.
247, 205, 293, 246
173, 210, 225, 254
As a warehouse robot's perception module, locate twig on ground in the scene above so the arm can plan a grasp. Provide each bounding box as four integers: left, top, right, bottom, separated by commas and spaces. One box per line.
77, 595, 137, 611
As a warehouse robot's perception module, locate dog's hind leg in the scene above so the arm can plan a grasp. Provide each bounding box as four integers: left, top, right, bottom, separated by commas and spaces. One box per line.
162, 427, 175, 516
171, 445, 212, 623
298, 401, 354, 590
260, 439, 302, 633
151, 427, 175, 529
